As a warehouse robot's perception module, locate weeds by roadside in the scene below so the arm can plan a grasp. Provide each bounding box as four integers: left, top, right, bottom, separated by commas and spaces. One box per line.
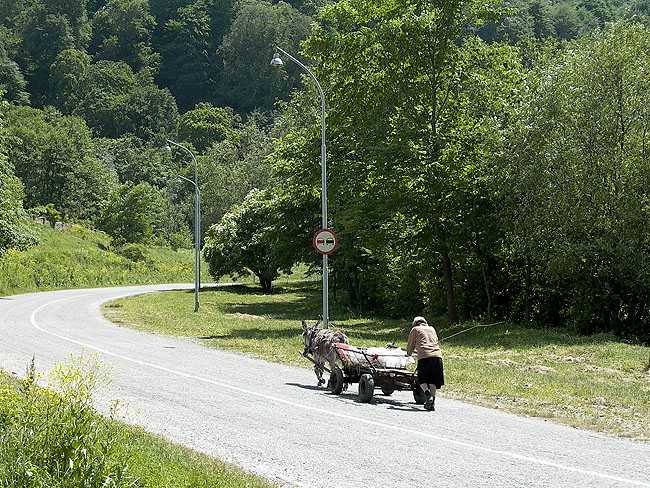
0, 356, 136, 488
0, 357, 274, 488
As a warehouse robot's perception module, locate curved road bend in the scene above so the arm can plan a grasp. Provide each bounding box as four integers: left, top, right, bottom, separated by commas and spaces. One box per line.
0, 285, 648, 488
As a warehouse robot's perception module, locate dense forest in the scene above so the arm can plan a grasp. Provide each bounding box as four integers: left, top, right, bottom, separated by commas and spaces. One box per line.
1, 0, 649, 341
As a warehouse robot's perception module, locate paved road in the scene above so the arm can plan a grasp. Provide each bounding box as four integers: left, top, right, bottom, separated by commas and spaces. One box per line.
1, 285, 649, 488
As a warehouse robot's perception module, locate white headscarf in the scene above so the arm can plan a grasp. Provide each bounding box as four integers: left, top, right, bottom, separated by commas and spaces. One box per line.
412, 316, 428, 327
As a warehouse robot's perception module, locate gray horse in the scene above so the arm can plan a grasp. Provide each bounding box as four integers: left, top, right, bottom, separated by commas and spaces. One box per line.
301, 320, 348, 387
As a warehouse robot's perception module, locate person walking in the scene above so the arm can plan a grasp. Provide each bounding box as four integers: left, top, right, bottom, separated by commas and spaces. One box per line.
406, 316, 444, 411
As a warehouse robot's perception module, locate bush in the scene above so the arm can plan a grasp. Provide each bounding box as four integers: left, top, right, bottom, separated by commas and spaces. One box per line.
98, 182, 167, 244
116, 243, 149, 263
0, 357, 137, 488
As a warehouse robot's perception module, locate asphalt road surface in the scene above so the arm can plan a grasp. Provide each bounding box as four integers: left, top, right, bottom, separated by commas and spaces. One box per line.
1, 285, 649, 488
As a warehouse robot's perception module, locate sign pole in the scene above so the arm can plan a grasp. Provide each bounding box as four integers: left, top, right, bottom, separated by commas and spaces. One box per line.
320, 88, 328, 328
313, 229, 339, 328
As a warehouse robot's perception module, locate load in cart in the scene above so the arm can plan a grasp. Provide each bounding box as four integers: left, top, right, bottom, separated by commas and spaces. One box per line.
328, 343, 427, 404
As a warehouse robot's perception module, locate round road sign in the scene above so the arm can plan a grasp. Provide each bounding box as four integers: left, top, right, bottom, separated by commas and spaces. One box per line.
313, 228, 339, 255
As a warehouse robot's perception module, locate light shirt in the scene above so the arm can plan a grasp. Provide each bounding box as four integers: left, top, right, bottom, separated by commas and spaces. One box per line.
406, 325, 442, 360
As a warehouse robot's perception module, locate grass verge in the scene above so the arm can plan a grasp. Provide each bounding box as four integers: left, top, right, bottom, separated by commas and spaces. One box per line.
0, 224, 208, 296
0, 362, 274, 488
104, 282, 650, 441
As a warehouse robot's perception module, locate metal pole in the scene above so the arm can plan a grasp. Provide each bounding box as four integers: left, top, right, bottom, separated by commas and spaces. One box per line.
275, 47, 329, 327
169, 140, 200, 312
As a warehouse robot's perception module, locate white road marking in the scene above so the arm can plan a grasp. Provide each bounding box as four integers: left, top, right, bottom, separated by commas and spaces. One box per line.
29, 294, 650, 488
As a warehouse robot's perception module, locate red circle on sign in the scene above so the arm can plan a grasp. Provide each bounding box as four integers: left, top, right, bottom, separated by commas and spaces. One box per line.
313, 228, 339, 255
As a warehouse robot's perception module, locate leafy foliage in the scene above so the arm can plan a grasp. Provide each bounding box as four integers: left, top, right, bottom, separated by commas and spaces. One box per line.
203, 189, 295, 293
504, 22, 650, 339
0, 101, 35, 254
3, 105, 117, 220
177, 103, 239, 151
219, 0, 312, 112
98, 182, 169, 244
198, 113, 275, 231
0, 358, 137, 488
90, 0, 160, 71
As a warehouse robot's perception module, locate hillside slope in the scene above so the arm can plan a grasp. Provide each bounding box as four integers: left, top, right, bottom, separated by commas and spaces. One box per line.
0, 224, 201, 296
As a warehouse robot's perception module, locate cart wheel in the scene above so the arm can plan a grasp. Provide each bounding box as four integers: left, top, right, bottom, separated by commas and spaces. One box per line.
412, 384, 426, 405
381, 385, 395, 396
358, 374, 375, 403
329, 366, 344, 395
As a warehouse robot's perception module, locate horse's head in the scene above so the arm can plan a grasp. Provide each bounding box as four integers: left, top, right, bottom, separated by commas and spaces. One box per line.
301, 320, 320, 356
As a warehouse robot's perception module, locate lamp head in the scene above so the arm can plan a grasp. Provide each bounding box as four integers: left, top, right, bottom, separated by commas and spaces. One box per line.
270, 52, 284, 67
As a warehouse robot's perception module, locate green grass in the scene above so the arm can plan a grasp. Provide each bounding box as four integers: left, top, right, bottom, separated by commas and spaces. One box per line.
0, 369, 274, 488
0, 224, 208, 296
105, 282, 650, 441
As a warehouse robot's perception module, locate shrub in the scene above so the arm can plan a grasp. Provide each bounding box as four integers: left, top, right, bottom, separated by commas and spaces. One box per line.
0, 357, 137, 488
116, 243, 149, 263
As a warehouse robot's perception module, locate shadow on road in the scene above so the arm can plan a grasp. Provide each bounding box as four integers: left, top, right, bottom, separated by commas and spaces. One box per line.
284, 382, 425, 411
285, 382, 322, 391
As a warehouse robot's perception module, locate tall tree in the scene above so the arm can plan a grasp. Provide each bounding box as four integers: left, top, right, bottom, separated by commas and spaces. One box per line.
0, 41, 29, 104
3, 106, 117, 220
219, 0, 312, 112
504, 22, 650, 339
90, 0, 160, 72
275, 0, 523, 321
177, 103, 239, 152
48, 48, 91, 111
0, 96, 35, 253
157, 1, 219, 109
16, 0, 91, 102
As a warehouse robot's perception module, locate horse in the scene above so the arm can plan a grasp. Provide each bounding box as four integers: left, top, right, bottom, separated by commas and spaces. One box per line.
301, 320, 349, 387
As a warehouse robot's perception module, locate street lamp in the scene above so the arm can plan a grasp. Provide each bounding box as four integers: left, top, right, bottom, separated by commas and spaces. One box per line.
166, 140, 201, 312
271, 47, 330, 328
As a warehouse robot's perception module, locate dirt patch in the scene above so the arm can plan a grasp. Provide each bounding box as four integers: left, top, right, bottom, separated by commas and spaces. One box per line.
527, 365, 555, 374
583, 365, 622, 376
225, 313, 264, 321
555, 355, 587, 364
487, 358, 519, 367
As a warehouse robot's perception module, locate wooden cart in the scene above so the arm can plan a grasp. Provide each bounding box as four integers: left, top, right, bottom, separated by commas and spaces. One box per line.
328, 343, 427, 404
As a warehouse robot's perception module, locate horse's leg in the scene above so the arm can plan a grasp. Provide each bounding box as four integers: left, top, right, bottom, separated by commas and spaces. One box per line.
315, 364, 325, 386
326, 351, 338, 389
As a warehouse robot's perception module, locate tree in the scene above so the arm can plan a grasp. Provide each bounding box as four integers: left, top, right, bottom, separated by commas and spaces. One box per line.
203, 189, 295, 293
156, 0, 220, 110
48, 49, 91, 111
52, 59, 179, 141
15, 0, 91, 102
20, 12, 76, 101
219, 0, 312, 112
504, 22, 650, 340
272, 0, 522, 321
90, 0, 160, 72
116, 75, 179, 141
3, 106, 117, 220
98, 182, 167, 243
0, 41, 29, 104
95, 135, 177, 187
0, 96, 35, 253
177, 103, 239, 152
198, 113, 275, 232
68, 60, 137, 135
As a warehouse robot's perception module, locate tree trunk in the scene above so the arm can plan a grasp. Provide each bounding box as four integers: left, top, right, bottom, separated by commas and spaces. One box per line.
524, 259, 531, 322
481, 259, 492, 320
441, 252, 458, 324
259, 275, 273, 294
